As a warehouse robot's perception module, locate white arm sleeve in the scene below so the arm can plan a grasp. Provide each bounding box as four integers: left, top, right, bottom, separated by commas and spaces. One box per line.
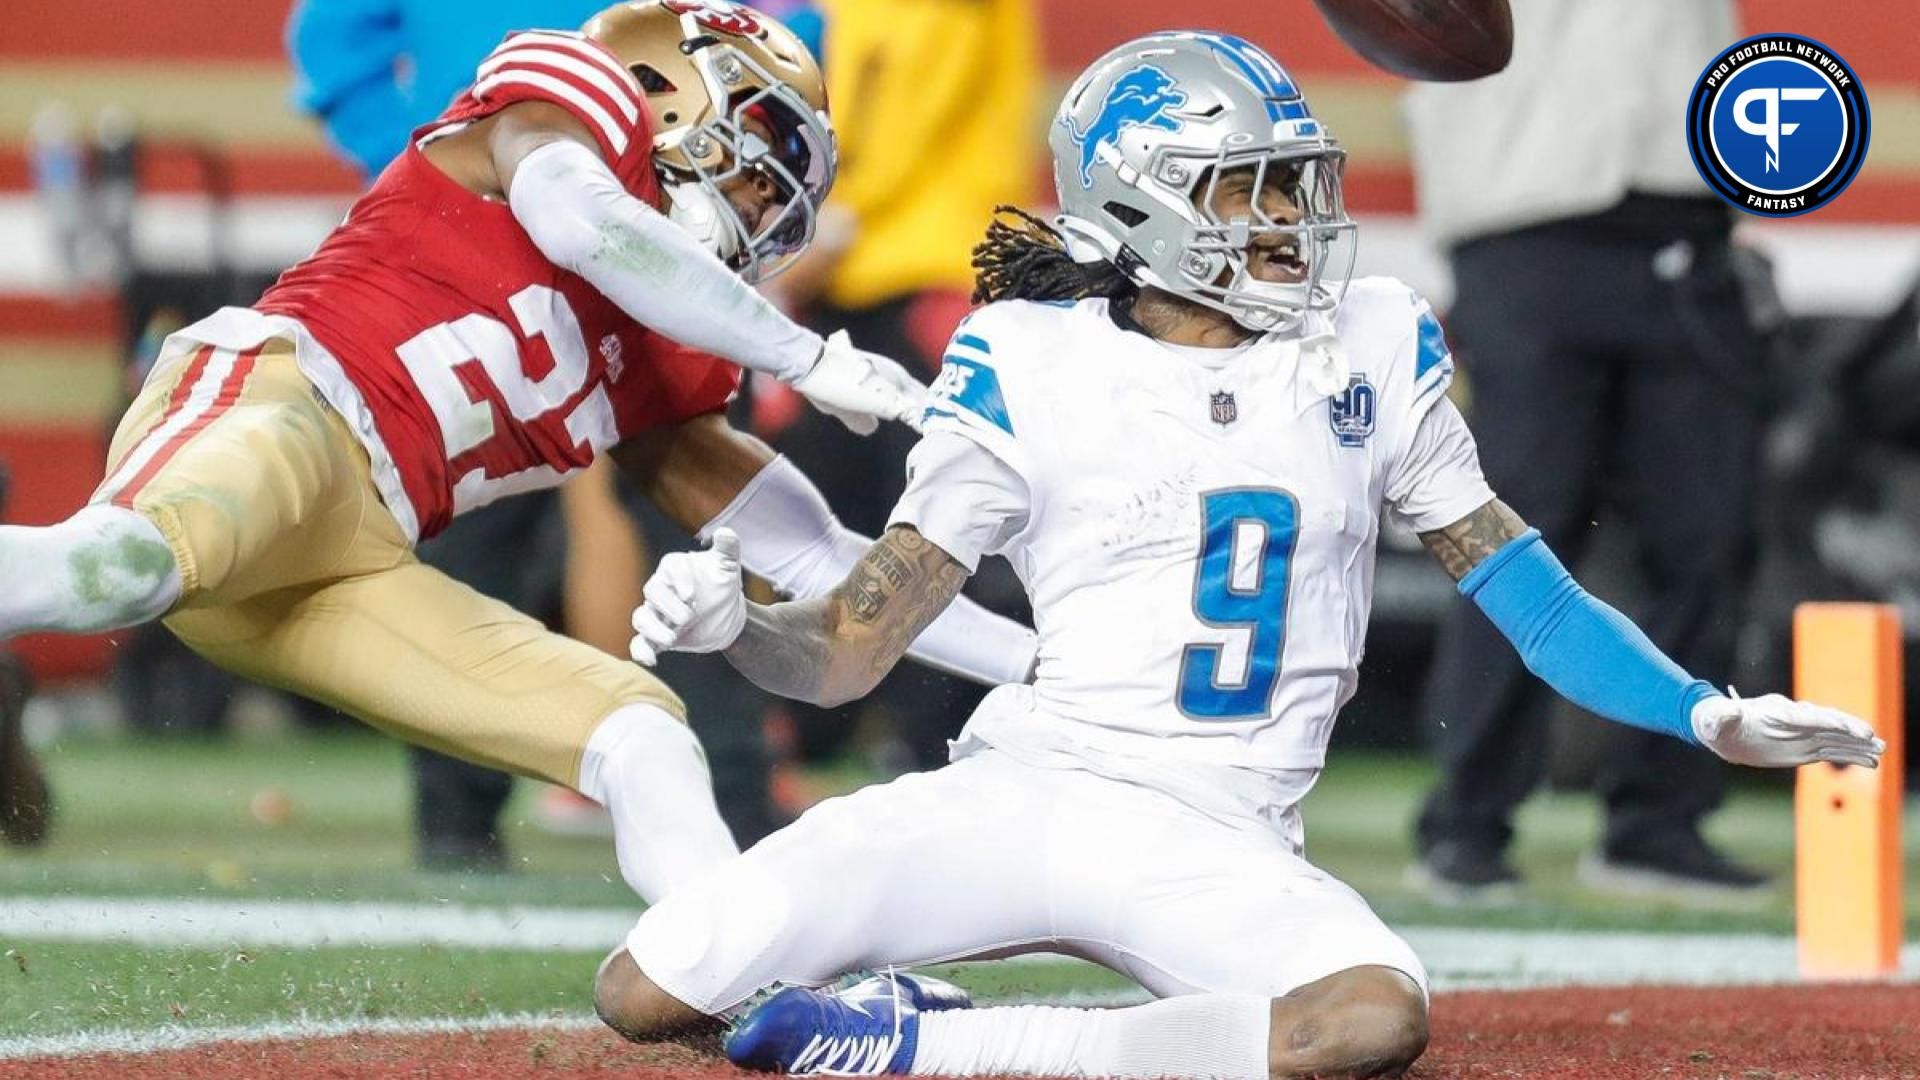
506, 138, 822, 382
1383, 396, 1498, 532
700, 452, 1039, 687
888, 432, 1031, 573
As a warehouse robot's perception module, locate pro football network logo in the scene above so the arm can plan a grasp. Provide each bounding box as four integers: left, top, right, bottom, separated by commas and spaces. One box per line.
1685, 34, 1870, 218
1064, 65, 1188, 189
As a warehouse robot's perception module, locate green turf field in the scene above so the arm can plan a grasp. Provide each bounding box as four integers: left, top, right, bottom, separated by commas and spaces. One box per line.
1, 732, 1913, 1041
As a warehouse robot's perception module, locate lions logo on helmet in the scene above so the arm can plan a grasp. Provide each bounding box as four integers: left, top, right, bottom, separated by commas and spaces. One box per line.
1064, 65, 1189, 189
1048, 32, 1357, 335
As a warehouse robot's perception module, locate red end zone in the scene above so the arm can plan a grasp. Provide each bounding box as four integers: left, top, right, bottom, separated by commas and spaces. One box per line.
5, 984, 1914, 1079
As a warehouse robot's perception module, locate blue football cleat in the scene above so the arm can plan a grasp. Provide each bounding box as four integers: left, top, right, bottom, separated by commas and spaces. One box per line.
838, 971, 972, 1012
725, 983, 921, 1075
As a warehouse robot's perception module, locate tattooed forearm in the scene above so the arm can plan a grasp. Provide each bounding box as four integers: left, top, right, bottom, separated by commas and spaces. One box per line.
723, 526, 971, 707
1418, 498, 1530, 581
839, 528, 969, 678
723, 597, 837, 703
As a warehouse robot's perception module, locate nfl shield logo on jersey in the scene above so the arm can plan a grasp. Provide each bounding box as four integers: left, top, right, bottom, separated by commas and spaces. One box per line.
1329, 375, 1375, 447
1209, 391, 1238, 426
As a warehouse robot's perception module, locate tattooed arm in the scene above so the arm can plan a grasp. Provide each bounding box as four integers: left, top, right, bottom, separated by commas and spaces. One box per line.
724, 525, 972, 707
1418, 498, 1530, 581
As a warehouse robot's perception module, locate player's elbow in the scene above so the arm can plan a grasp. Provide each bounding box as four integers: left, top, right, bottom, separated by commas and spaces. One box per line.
811, 674, 881, 710
811, 651, 890, 708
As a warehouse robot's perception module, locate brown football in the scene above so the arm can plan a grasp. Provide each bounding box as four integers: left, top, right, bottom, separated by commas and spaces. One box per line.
1310, 0, 1514, 82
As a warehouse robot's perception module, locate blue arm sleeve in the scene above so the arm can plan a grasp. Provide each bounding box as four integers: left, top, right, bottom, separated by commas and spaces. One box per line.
286, 0, 412, 176
1460, 530, 1719, 745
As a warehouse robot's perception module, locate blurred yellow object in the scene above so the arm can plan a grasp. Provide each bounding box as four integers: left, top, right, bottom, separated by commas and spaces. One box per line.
817, 0, 1040, 308
1793, 602, 1904, 980
205, 858, 248, 890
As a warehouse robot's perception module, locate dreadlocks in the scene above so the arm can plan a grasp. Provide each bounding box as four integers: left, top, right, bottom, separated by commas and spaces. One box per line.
971, 206, 1137, 306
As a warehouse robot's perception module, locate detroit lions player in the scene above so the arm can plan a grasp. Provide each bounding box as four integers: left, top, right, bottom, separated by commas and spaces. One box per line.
603, 32, 1885, 1079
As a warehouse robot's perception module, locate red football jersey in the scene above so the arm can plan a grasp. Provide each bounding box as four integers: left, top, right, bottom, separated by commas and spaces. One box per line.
258, 30, 740, 541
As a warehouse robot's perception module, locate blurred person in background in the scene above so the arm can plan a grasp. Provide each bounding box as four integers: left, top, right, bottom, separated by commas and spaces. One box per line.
286, 0, 818, 863
758, 0, 1040, 774
290, 0, 613, 180
1404, 0, 1775, 901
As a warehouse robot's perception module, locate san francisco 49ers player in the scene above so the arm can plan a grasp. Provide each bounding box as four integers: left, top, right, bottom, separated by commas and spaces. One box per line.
0, 0, 1038, 904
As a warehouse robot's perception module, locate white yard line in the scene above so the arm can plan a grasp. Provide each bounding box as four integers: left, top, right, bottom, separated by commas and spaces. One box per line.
0, 1012, 600, 1061
0, 895, 639, 952
1406, 926, 1919, 990
6, 896, 1918, 985
2, 894, 1916, 1061
5, 895, 1918, 987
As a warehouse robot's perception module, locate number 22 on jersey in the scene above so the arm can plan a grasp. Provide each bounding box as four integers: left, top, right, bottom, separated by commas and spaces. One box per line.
1177, 488, 1299, 720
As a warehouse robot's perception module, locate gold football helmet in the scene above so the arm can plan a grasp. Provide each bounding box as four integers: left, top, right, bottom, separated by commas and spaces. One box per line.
584, 0, 834, 281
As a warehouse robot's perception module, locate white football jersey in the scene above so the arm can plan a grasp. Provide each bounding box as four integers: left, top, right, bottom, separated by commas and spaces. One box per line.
893, 277, 1493, 774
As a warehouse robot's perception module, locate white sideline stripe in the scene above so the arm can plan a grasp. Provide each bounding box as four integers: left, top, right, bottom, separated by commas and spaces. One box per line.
3, 896, 1917, 988
1406, 926, 1920, 990
0, 1012, 599, 1062
0, 896, 639, 951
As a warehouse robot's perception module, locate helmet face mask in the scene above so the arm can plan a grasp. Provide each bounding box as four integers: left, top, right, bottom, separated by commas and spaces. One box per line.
1049, 32, 1356, 334
673, 65, 832, 281
1177, 149, 1356, 332
584, 0, 836, 282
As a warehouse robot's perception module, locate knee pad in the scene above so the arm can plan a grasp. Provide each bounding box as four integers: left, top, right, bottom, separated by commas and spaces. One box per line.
625, 857, 798, 1015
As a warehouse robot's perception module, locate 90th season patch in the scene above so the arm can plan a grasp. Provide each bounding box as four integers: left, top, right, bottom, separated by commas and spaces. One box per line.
1686, 33, 1869, 218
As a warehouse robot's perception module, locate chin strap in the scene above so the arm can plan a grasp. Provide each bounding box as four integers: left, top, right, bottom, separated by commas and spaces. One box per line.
1296, 328, 1349, 397
664, 180, 742, 265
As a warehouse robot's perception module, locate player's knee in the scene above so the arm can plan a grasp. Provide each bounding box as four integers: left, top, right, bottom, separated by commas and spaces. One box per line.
1268, 967, 1428, 1079
594, 946, 707, 1043
0, 507, 181, 635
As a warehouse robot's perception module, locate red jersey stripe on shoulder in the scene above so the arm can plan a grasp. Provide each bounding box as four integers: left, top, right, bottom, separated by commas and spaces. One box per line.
479, 45, 641, 125
491, 31, 642, 107
473, 69, 633, 156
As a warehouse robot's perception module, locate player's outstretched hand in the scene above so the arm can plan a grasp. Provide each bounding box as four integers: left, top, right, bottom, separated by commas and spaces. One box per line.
1691, 691, 1886, 769
630, 529, 747, 666
789, 330, 927, 436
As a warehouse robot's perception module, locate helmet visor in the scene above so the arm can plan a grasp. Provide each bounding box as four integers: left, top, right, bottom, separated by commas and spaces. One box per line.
736, 86, 833, 262
684, 63, 836, 283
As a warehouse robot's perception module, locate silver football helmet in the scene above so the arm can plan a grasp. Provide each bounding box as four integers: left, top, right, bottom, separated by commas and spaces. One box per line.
1050, 31, 1356, 333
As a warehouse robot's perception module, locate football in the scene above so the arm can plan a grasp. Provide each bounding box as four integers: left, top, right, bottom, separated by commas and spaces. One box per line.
1310, 0, 1514, 82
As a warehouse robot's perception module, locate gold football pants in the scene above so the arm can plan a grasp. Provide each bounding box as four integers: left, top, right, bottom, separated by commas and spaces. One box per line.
93, 335, 683, 787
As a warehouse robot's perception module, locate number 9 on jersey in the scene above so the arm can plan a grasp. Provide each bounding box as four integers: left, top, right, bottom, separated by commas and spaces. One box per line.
1177, 488, 1299, 720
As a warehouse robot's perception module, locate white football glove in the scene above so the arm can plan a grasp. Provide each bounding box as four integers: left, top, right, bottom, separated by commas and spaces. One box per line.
629, 529, 747, 667
788, 330, 927, 436
1690, 690, 1885, 769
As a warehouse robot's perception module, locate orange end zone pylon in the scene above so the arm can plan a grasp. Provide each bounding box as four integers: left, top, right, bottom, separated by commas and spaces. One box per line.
1793, 602, 1904, 980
